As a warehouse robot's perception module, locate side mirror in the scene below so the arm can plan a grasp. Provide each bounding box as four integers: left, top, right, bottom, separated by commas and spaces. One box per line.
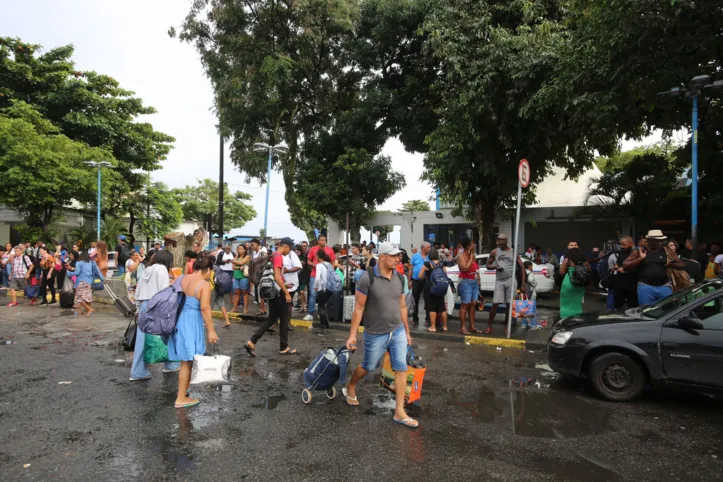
679, 316, 704, 331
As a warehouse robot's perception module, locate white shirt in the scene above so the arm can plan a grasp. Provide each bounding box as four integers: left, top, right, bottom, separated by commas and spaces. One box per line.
314, 262, 330, 292
220, 251, 234, 271
283, 251, 302, 292
252, 247, 268, 260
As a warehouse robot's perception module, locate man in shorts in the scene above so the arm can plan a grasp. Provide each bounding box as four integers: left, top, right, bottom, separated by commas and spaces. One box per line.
343, 242, 417, 429
485, 234, 526, 333
6, 246, 34, 307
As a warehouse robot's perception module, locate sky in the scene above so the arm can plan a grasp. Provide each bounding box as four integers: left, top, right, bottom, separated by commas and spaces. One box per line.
1, 1, 662, 245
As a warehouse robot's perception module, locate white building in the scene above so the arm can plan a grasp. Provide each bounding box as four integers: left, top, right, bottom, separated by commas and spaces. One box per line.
327, 164, 634, 253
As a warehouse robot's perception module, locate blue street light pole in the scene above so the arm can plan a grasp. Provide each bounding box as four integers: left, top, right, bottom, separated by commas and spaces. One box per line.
84, 161, 113, 241
691, 94, 699, 250
253, 142, 289, 246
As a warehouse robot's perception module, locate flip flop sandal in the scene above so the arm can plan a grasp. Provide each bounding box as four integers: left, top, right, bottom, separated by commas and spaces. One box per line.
175, 400, 200, 409
425, 328, 437, 332
342, 387, 359, 406
470, 329, 482, 334
393, 417, 419, 429
279, 348, 298, 355
244, 342, 256, 357
223, 324, 231, 329
483, 328, 493, 335
459, 330, 471, 335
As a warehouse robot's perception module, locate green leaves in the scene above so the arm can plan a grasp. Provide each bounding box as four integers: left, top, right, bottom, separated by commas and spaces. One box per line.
172, 179, 257, 233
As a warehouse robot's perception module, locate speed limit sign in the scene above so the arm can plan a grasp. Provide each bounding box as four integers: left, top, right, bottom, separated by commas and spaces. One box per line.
518, 159, 530, 189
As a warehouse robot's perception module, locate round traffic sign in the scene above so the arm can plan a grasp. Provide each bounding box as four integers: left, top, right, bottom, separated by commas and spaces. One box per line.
518, 159, 530, 188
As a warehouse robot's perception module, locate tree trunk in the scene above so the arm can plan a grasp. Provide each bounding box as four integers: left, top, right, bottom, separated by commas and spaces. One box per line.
475, 201, 497, 253
128, 210, 136, 245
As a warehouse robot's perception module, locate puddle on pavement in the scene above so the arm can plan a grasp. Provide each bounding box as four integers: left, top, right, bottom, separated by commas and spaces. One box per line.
149, 437, 197, 472
253, 394, 287, 410
446, 384, 610, 439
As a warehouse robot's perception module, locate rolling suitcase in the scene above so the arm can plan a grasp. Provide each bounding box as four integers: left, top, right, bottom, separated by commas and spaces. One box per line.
105, 284, 136, 318
59, 291, 75, 309
326, 291, 343, 322
343, 295, 355, 322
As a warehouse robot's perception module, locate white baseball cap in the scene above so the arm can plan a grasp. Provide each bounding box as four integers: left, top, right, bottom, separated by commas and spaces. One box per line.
377, 242, 401, 256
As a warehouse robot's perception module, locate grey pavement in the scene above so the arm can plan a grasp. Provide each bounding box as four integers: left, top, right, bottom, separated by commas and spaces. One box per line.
1, 301, 722, 481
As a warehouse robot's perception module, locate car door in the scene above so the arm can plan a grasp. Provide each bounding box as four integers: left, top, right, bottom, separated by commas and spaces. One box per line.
659, 293, 723, 388
477, 256, 493, 292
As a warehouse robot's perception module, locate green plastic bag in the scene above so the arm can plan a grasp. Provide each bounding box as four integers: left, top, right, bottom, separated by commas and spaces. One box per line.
143, 334, 169, 364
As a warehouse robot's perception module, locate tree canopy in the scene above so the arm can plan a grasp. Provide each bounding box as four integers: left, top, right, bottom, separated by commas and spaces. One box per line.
400, 200, 430, 213
172, 179, 256, 234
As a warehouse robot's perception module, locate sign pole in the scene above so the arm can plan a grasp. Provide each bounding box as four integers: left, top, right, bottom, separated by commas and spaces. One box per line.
507, 181, 522, 339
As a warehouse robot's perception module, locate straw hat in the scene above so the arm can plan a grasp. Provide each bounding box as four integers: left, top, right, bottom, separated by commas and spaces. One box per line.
645, 229, 666, 240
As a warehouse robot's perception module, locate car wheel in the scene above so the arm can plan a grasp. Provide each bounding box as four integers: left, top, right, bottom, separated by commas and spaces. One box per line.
588, 352, 646, 402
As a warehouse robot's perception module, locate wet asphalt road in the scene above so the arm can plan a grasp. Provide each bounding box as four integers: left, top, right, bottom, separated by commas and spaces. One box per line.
1, 303, 722, 481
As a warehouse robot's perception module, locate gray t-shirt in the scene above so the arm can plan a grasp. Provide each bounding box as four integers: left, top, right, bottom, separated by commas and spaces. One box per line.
494, 247, 514, 282
356, 266, 404, 334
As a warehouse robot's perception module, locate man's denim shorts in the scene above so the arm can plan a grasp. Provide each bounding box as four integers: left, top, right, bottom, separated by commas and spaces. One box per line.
362, 323, 408, 372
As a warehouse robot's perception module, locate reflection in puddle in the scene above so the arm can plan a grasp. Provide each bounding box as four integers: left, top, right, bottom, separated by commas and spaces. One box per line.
447, 383, 610, 439
150, 437, 197, 472
253, 394, 287, 409
215, 384, 234, 392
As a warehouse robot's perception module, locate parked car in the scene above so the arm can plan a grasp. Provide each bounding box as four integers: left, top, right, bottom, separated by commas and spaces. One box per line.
548, 280, 723, 401
446, 254, 555, 295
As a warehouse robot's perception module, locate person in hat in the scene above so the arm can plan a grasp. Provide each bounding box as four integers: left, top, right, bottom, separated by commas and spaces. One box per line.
244, 237, 298, 357
623, 230, 685, 305
485, 234, 526, 334
343, 242, 417, 429
115, 235, 130, 278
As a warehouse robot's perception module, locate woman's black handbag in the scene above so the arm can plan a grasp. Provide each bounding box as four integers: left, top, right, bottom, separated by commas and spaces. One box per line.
123, 317, 137, 352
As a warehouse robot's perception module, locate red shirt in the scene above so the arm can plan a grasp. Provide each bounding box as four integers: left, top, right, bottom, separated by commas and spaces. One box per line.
308, 246, 335, 277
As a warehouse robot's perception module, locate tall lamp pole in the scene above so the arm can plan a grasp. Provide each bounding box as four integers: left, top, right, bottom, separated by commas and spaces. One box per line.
659, 75, 723, 249
84, 161, 113, 241
218, 133, 225, 244
253, 142, 288, 246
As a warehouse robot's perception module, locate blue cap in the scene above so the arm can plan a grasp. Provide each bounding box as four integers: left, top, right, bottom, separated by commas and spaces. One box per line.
118, 235, 127, 241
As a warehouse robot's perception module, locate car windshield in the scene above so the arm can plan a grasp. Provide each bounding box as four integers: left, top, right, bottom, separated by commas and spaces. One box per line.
641, 280, 723, 319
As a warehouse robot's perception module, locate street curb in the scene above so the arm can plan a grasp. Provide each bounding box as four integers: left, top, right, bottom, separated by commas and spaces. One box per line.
210, 311, 536, 350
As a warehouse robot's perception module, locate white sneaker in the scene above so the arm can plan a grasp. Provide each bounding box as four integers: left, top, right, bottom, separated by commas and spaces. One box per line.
303, 314, 314, 321
162, 367, 180, 373
129, 375, 152, 381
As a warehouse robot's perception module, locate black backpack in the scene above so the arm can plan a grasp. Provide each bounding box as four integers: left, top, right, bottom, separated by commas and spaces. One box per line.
569, 264, 590, 286
599, 252, 617, 289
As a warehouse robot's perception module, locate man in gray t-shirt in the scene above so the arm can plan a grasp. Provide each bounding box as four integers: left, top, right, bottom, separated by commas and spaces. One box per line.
343, 242, 418, 429
485, 234, 526, 334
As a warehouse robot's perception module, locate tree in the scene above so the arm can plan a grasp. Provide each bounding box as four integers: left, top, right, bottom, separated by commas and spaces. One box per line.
175, 0, 362, 238
172, 179, 256, 233
135, 182, 184, 242
415, 0, 594, 250
0, 37, 175, 224
100, 217, 127, 246
0, 101, 110, 239
400, 200, 430, 213
582, 151, 686, 234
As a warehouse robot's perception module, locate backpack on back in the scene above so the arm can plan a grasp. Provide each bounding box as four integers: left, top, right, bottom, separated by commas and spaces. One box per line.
249, 254, 267, 285
569, 264, 590, 287
598, 252, 616, 289
428, 261, 450, 297
138, 276, 187, 335
324, 262, 343, 292
258, 258, 278, 300
214, 268, 233, 295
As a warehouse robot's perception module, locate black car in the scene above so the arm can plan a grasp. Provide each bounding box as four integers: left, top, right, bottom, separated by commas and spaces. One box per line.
548, 280, 723, 401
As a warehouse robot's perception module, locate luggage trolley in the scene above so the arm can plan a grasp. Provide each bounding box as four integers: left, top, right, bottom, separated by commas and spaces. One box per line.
301, 346, 352, 404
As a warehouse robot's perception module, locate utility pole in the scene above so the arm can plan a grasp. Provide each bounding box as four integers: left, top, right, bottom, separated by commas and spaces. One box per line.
218, 133, 225, 244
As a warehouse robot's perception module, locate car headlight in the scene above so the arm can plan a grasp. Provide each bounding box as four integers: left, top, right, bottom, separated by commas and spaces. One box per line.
551, 331, 573, 345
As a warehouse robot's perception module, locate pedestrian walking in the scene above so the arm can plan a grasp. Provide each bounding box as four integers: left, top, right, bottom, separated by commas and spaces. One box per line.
409, 241, 431, 326
559, 246, 589, 318
244, 238, 298, 357
68, 251, 100, 316
418, 249, 448, 332
303, 234, 335, 322
342, 242, 417, 429
168, 255, 220, 409
485, 234, 526, 334
130, 250, 181, 381
623, 230, 684, 305
313, 249, 334, 335
5, 246, 34, 307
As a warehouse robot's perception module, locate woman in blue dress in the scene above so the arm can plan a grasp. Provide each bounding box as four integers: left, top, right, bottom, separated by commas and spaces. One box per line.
169, 255, 219, 409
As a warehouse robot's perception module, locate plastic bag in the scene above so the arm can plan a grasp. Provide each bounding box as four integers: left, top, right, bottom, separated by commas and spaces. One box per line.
380, 346, 426, 404
190, 345, 230, 384
512, 293, 537, 329
143, 334, 169, 364
62, 275, 74, 294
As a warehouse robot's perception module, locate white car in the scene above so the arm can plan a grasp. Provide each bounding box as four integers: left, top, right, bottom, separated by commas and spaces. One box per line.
446, 254, 555, 295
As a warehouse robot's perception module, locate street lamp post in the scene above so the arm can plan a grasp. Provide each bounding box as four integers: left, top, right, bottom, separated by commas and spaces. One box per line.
84, 161, 113, 241
659, 75, 723, 249
253, 142, 288, 246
